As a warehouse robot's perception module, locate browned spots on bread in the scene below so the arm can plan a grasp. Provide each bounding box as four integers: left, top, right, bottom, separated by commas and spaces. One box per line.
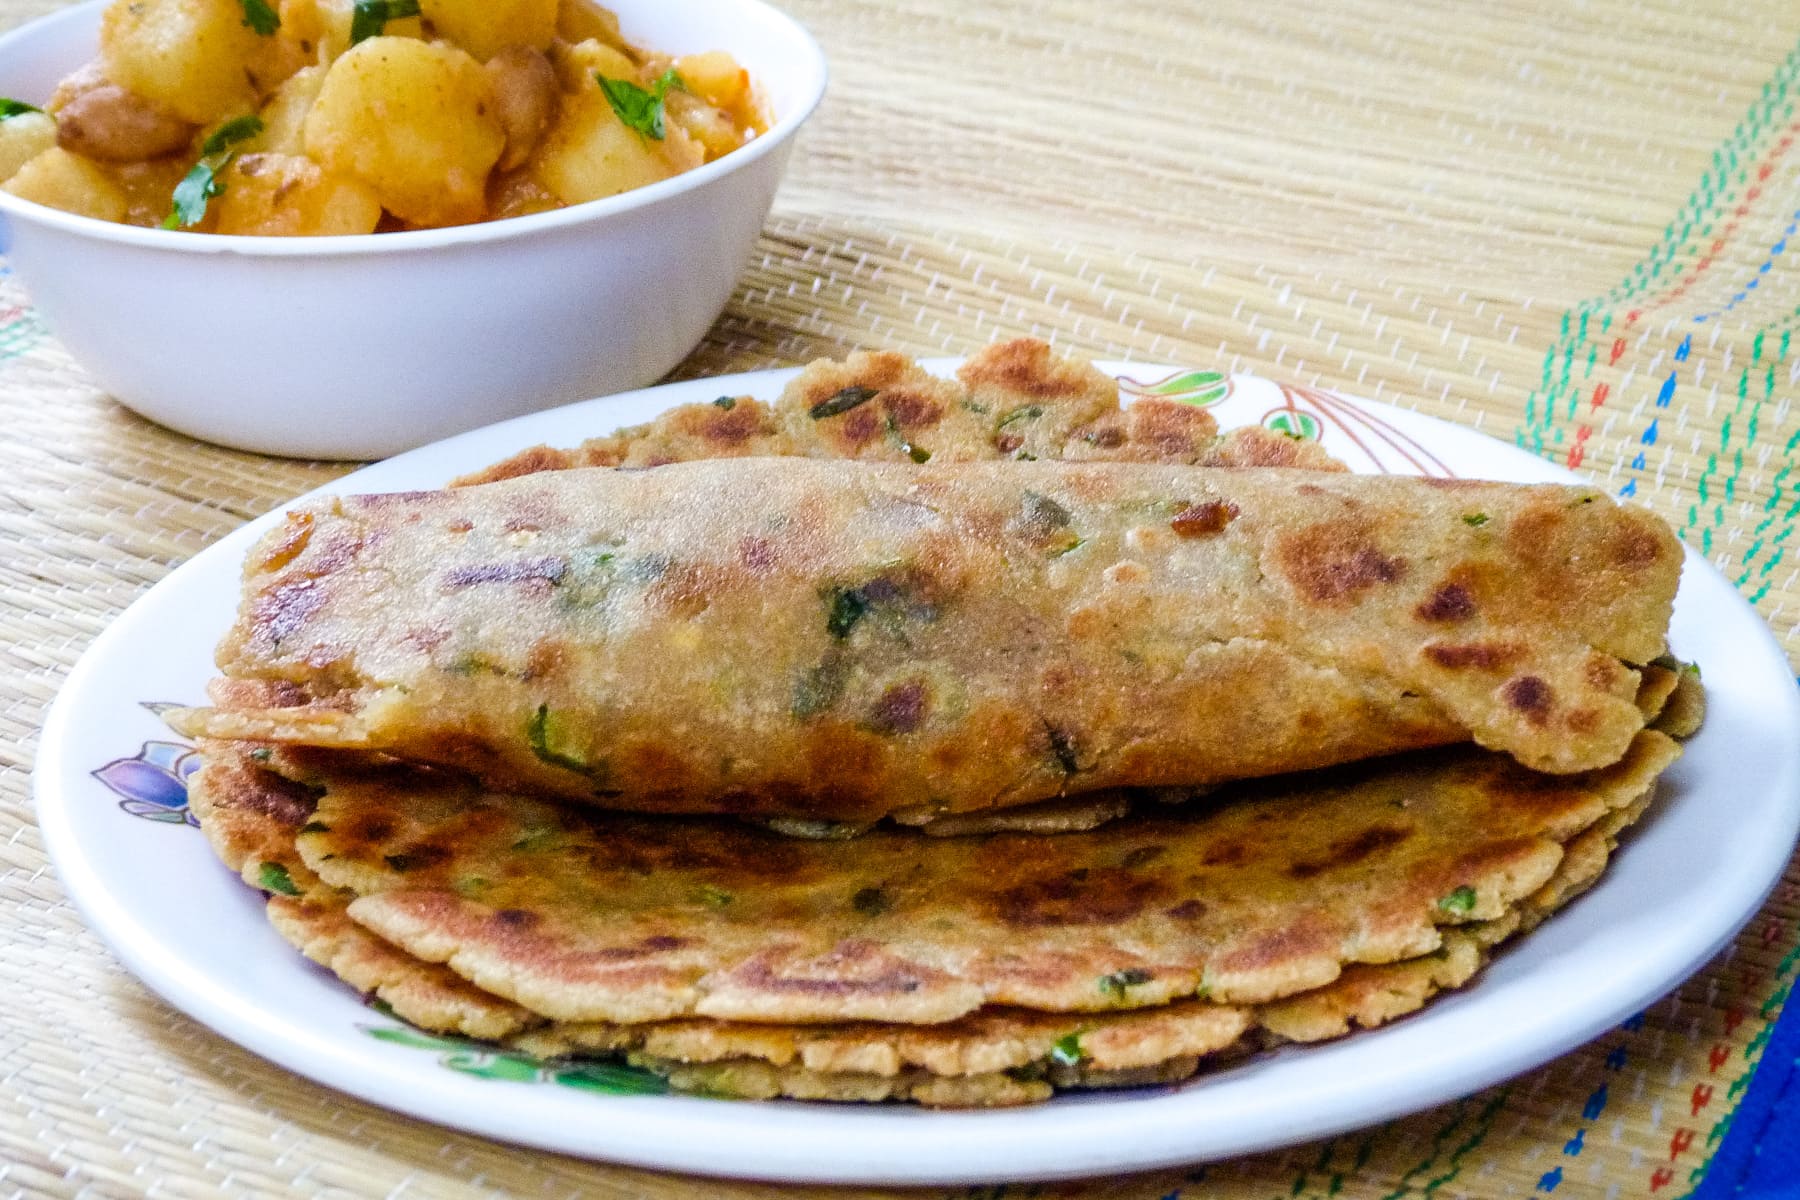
1275, 521, 1407, 604
1170, 499, 1239, 537
882, 387, 944, 430
738, 536, 779, 574
1611, 521, 1667, 569
1502, 675, 1553, 723
1126, 400, 1219, 459
460, 444, 584, 484
250, 579, 326, 650
990, 868, 1165, 927
1416, 581, 1477, 622
1212, 919, 1335, 977
731, 941, 930, 997
442, 556, 566, 589
258, 512, 315, 571
1287, 825, 1411, 879
870, 680, 929, 735
958, 338, 1097, 399
1424, 641, 1522, 671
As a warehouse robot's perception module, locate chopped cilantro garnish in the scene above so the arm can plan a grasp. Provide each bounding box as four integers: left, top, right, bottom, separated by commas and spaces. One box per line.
809, 385, 879, 420
1462, 513, 1490, 527
163, 115, 264, 229
1050, 537, 1086, 558
298, 820, 330, 835
257, 861, 300, 896
1049, 1031, 1084, 1067
883, 416, 931, 463
1438, 885, 1477, 917
597, 69, 686, 141
1097, 967, 1154, 1000
825, 587, 871, 638
0, 98, 42, 120
526, 705, 592, 774
248, 746, 273, 763
712, 395, 737, 409
240, 0, 280, 36
350, 0, 419, 45
997, 406, 1043, 429
696, 884, 734, 908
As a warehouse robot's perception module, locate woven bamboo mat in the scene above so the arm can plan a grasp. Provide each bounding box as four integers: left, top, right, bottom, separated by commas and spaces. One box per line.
3, 0, 1798, 1195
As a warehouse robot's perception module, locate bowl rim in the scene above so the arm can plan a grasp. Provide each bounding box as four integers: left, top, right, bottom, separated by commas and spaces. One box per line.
0, 0, 828, 257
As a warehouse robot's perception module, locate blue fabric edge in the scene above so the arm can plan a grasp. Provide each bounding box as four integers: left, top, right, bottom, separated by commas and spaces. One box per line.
1684, 972, 1800, 1195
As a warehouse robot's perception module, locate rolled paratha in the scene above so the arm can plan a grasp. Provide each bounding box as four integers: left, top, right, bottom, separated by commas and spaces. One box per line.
170, 458, 1680, 821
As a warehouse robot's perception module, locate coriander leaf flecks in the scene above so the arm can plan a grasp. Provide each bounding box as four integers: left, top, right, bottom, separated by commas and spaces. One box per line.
257, 861, 301, 896
201, 114, 264, 157
526, 704, 593, 774
1462, 512, 1490, 527
696, 884, 734, 908
240, 0, 280, 36
712, 395, 737, 409
1049, 1031, 1084, 1067
809, 385, 879, 419
350, 0, 420, 45
1438, 885, 1477, 917
825, 586, 871, 638
163, 115, 264, 229
597, 68, 686, 141
1097, 967, 1154, 1000
0, 98, 42, 120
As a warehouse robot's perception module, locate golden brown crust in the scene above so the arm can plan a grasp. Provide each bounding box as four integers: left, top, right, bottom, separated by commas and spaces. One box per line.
453, 340, 1337, 487
179, 459, 1682, 822
281, 733, 1679, 1025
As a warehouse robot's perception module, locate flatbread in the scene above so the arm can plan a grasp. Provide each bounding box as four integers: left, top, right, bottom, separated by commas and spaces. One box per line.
253, 812, 1621, 1107
454, 339, 1347, 484
167, 458, 1680, 824
263, 732, 1681, 1025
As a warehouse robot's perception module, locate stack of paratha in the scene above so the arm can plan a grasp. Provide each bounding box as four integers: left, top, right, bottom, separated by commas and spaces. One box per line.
168, 340, 1702, 1106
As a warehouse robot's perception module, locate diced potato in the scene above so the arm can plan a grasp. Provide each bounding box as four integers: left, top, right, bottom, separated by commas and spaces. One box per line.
672, 51, 747, 111
0, 112, 59, 182
100, 0, 265, 125
303, 37, 504, 226
254, 65, 328, 155
419, 0, 557, 62
556, 0, 629, 50
214, 152, 382, 235
3, 147, 128, 221
111, 156, 195, 227
47, 63, 195, 162
665, 90, 742, 162
532, 83, 689, 206
551, 37, 637, 93
247, 25, 310, 95
279, 0, 421, 63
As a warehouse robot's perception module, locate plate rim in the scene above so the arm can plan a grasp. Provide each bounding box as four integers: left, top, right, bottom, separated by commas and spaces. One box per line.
33, 362, 1800, 1185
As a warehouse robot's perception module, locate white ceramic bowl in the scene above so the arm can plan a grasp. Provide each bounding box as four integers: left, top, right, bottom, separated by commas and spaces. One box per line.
0, 0, 826, 459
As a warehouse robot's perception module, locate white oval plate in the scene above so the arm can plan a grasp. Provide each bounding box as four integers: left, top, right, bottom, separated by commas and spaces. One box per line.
36, 364, 1800, 1186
